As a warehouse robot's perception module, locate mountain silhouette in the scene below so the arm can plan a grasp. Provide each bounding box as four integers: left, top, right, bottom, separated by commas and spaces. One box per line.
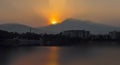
0, 23, 35, 33
0, 19, 120, 34
38, 19, 120, 34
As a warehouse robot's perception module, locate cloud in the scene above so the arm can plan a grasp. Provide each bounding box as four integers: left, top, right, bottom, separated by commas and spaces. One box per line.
0, 0, 120, 27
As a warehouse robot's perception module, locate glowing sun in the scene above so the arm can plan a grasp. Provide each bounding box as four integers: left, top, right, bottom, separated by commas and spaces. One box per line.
50, 19, 58, 25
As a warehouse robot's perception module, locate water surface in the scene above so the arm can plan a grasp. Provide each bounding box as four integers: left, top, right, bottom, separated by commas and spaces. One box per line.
1, 46, 120, 65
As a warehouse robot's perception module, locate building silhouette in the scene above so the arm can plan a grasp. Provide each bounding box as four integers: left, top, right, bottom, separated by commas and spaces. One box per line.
61, 30, 90, 39
109, 31, 120, 40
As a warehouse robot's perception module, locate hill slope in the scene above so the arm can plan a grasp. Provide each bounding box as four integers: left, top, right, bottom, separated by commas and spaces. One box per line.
0, 19, 120, 34
38, 19, 120, 34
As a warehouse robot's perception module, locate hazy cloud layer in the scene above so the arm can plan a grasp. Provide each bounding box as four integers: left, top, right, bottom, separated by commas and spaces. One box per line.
0, 0, 120, 27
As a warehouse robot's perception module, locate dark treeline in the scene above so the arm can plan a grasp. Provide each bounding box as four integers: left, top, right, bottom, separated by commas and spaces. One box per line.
0, 30, 41, 40
0, 29, 120, 46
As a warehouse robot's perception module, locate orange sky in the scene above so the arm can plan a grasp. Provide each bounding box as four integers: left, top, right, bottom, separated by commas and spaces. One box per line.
0, 0, 120, 27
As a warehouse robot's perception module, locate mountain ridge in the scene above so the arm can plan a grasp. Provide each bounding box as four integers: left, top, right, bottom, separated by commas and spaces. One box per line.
0, 19, 120, 34
37, 19, 120, 34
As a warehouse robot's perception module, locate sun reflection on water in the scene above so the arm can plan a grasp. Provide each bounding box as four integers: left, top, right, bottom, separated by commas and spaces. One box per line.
48, 47, 59, 65
9, 47, 59, 65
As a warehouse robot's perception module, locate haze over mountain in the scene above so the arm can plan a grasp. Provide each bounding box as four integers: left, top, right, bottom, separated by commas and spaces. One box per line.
0, 23, 36, 33
0, 19, 120, 34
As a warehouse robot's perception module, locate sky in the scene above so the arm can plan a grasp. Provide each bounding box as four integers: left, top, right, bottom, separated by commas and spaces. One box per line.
0, 0, 120, 27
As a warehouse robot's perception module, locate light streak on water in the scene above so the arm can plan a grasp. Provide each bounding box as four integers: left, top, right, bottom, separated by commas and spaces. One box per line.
48, 47, 59, 65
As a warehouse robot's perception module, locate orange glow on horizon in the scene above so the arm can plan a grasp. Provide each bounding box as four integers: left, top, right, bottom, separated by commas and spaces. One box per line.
50, 17, 59, 25
42, 0, 66, 25
34, 0, 67, 26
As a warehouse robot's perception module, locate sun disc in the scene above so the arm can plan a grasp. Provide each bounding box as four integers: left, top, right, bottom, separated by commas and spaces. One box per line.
52, 21, 57, 24
50, 19, 58, 25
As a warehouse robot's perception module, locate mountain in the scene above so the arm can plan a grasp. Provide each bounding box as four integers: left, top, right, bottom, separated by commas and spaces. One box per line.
38, 19, 120, 34
0, 23, 35, 33
0, 23, 47, 33
0, 19, 120, 34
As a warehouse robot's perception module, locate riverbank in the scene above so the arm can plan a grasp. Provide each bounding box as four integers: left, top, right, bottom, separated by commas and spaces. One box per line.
0, 40, 120, 47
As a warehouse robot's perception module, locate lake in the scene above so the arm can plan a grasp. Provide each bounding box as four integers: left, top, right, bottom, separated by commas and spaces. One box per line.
1, 46, 120, 65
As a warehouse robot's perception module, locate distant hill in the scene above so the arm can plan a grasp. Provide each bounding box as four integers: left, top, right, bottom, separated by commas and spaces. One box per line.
0, 19, 120, 34
0, 23, 34, 33
38, 19, 120, 34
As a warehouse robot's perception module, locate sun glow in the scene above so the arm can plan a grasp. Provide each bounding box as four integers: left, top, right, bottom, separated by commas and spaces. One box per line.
50, 18, 59, 25
35, 0, 67, 26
